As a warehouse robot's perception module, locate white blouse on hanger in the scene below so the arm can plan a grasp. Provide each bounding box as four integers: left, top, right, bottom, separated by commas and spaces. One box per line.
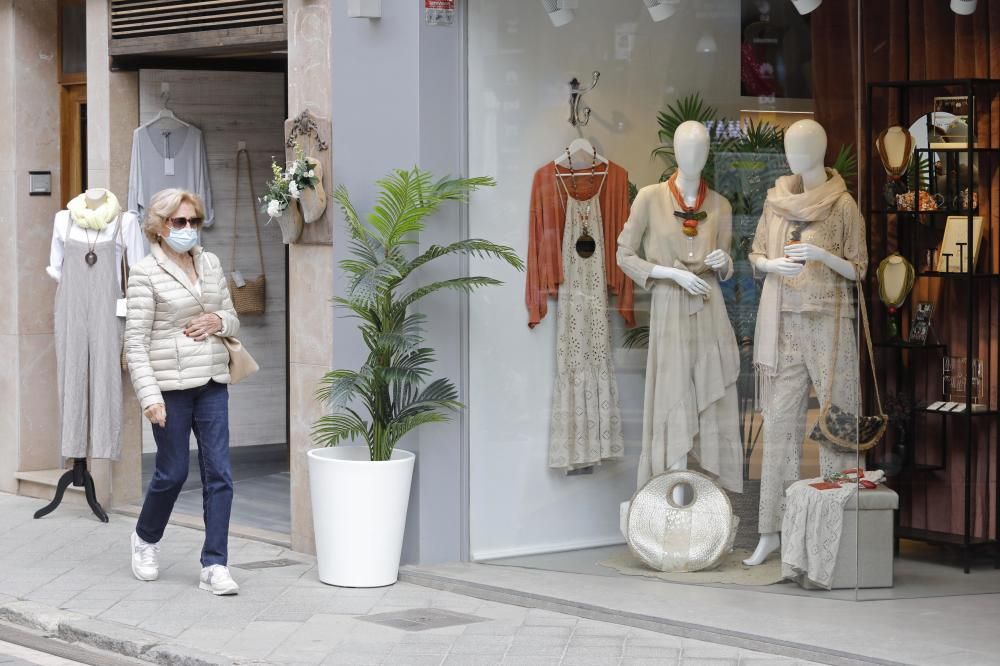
47, 210, 147, 289
127, 123, 214, 228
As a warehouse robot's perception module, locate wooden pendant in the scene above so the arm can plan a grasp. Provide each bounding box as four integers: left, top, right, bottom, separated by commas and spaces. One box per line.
85, 251, 97, 266
576, 232, 596, 258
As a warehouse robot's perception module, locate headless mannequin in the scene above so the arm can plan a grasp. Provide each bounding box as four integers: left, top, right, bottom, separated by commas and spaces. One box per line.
880, 127, 909, 170
650, 121, 731, 503
744, 120, 856, 566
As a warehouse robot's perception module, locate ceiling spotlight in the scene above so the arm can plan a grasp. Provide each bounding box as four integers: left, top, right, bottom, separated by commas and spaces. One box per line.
696, 34, 717, 54
643, 0, 680, 22
539, 0, 575, 27
790, 0, 822, 14
951, 0, 977, 14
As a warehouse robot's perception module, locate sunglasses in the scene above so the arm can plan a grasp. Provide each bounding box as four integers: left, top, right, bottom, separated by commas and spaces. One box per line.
167, 216, 204, 230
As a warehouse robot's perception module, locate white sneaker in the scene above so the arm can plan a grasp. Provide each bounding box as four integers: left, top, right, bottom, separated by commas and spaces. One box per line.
199, 565, 239, 595
130, 532, 159, 581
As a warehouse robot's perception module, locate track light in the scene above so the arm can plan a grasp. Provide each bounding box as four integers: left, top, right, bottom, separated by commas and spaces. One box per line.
790, 0, 822, 14
539, 0, 575, 27
643, 0, 680, 22
951, 0, 977, 14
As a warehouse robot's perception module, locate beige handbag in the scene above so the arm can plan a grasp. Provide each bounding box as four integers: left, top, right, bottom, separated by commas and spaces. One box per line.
221, 336, 259, 384
228, 148, 266, 315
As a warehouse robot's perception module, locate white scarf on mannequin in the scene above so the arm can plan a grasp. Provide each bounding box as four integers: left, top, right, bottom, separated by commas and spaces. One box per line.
67, 191, 122, 231
753, 169, 848, 404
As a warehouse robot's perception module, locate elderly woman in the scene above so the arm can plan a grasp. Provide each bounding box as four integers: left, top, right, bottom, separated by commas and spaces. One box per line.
124, 188, 241, 595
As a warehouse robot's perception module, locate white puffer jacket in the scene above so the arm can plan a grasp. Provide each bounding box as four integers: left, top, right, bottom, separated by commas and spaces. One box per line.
125, 243, 240, 410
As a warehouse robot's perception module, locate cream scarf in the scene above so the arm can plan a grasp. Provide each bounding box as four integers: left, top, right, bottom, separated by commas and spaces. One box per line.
67, 191, 122, 231
753, 169, 849, 403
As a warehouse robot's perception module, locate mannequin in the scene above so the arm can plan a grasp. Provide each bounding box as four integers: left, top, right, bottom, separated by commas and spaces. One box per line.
38, 189, 145, 522
745, 119, 867, 565
618, 120, 743, 510
875, 126, 913, 207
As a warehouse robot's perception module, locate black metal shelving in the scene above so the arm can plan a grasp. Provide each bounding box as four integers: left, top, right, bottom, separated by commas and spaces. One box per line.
867, 78, 1000, 573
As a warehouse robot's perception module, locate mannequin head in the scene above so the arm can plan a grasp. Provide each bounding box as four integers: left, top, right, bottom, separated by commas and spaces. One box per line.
674, 120, 710, 179
784, 119, 827, 175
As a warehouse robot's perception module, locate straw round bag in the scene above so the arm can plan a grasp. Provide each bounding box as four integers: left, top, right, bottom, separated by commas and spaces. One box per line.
228, 148, 266, 315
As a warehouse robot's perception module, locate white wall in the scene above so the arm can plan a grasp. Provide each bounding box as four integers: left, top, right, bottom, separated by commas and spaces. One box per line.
138, 69, 287, 452
467, 0, 743, 559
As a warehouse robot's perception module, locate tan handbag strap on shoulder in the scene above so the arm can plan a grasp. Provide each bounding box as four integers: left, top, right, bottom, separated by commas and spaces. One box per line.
232, 148, 265, 278
827, 269, 884, 417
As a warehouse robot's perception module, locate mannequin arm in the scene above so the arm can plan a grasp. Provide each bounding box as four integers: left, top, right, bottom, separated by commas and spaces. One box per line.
650, 265, 710, 297
753, 255, 804, 277
47, 216, 65, 282
705, 249, 733, 281
783, 243, 857, 280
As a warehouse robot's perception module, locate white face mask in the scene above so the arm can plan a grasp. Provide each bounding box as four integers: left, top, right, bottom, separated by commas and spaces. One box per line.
164, 228, 198, 253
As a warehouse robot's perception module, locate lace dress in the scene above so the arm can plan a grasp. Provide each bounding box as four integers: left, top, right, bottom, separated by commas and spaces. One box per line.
547, 176, 625, 471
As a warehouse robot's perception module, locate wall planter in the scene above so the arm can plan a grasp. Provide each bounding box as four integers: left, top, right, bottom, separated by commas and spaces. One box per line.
299, 157, 327, 224
307, 446, 415, 587
276, 200, 303, 244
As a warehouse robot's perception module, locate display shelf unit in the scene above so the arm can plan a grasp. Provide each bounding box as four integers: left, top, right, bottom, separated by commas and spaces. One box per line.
867, 78, 1000, 573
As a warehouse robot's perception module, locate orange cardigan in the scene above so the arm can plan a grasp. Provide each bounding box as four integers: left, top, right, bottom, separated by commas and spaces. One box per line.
525, 160, 635, 328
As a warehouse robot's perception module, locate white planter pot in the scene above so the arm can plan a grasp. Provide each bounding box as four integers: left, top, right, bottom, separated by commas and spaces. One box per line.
307, 446, 415, 587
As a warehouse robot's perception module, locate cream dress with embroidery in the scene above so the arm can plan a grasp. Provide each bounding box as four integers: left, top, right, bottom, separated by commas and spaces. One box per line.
616, 182, 743, 493
547, 177, 625, 471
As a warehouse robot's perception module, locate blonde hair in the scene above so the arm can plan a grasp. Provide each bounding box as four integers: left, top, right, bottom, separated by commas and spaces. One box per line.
143, 188, 206, 244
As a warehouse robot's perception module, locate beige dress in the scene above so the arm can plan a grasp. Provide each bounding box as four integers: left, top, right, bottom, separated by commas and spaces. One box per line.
617, 183, 743, 492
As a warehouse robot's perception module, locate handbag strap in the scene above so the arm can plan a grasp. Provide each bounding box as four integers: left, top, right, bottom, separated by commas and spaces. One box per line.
232, 148, 265, 277
827, 243, 884, 418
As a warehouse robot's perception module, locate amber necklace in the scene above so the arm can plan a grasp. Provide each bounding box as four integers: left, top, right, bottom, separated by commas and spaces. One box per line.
668, 172, 707, 237
875, 128, 913, 181
561, 148, 599, 258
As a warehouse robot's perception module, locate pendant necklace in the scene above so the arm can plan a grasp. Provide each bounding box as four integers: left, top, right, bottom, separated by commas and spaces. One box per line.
564, 147, 598, 259
84, 228, 98, 266
668, 173, 707, 258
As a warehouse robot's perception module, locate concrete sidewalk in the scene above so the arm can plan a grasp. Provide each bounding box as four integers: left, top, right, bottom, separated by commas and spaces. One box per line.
0, 493, 820, 666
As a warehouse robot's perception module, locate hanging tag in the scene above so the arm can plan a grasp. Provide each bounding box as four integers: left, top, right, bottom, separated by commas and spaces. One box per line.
164, 158, 175, 176
231, 270, 246, 288
116, 298, 128, 318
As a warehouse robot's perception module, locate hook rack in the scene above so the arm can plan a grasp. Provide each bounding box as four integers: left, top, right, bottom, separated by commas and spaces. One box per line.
568, 71, 600, 128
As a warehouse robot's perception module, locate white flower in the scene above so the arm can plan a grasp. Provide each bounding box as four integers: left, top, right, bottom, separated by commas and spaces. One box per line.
266, 199, 283, 218
307, 170, 315, 178
288, 180, 301, 199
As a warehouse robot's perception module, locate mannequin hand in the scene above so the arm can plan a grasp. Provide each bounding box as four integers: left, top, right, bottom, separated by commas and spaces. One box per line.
784, 242, 830, 265
704, 249, 731, 271
758, 257, 804, 277
185, 313, 223, 341
651, 265, 710, 297
144, 404, 166, 428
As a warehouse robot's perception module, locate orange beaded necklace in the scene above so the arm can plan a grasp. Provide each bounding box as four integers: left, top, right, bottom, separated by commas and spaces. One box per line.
668, 173, 708, 237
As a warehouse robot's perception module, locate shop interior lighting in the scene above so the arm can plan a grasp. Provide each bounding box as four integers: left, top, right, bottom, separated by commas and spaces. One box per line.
790, 0, 822, 14
540, 0, 576, 27
643, 0, 680, 21
696, 34, 718, 54
951, 0, 977, 14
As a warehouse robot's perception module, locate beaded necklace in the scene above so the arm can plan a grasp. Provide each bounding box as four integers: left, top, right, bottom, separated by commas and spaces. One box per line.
668, 173, 707, 237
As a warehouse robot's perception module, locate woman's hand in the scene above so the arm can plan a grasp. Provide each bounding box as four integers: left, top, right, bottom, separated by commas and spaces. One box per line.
144, 403, 166, 427
185, 313, 223, 341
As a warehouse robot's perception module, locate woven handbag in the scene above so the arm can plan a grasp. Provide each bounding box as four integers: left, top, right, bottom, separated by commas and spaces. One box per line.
808, 267, 888, 455
228, 148, 266, 315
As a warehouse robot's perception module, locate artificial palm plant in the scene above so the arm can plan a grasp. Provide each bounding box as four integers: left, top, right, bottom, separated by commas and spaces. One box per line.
313, 168, 523, 462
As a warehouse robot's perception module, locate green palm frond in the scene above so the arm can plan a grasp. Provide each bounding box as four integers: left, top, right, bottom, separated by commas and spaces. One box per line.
315, 167, 521, 461
832, 144, 858, 188
623, 326, 649, 350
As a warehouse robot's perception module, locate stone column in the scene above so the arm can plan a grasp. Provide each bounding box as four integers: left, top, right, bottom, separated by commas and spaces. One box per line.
287, 0, 335, 554
0, 1, 63, 493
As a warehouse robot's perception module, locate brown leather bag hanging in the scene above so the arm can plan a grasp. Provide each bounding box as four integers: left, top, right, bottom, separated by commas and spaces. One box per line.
228, 148, 267, 315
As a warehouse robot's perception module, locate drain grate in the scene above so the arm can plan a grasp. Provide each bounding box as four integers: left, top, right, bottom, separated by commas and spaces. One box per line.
358, 608, 487, 632
230, 558, 304, 570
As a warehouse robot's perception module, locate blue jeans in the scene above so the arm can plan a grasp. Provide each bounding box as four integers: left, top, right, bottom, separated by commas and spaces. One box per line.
136, 380, 233, 566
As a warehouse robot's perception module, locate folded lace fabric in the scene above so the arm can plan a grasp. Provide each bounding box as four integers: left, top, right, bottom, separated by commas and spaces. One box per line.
780, 470, 885, 589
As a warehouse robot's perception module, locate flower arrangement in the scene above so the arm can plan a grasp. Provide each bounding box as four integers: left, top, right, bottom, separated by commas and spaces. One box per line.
259, 142, 320, 221
260, 160, 292, 220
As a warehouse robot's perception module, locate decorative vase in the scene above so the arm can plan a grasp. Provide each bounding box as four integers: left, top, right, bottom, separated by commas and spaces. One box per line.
307, 445, 415, 587
276, 201, 303, 244
299, 157, 327, 224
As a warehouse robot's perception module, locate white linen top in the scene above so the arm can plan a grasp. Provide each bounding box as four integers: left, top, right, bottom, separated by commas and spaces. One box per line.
47, 210, 147, 290
127, 122, 215, 227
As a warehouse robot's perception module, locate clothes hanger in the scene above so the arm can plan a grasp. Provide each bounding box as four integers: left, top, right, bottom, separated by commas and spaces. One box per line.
553, 137, 609, 173
140, 89, 191, 128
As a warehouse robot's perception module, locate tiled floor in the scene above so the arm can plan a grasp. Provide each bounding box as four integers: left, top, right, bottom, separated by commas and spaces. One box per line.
0, 493, 821, 666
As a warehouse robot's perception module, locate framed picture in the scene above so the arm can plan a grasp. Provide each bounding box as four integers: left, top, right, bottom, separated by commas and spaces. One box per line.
936, 216, 984, 273
931, 95, 976, 149
909, 302, 933, 345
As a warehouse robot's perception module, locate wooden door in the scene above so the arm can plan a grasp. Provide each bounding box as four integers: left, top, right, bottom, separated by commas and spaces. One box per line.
59, 85, 87, 206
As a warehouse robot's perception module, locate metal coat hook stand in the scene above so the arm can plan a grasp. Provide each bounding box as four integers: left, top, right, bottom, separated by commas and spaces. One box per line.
569, 71, 600, 128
